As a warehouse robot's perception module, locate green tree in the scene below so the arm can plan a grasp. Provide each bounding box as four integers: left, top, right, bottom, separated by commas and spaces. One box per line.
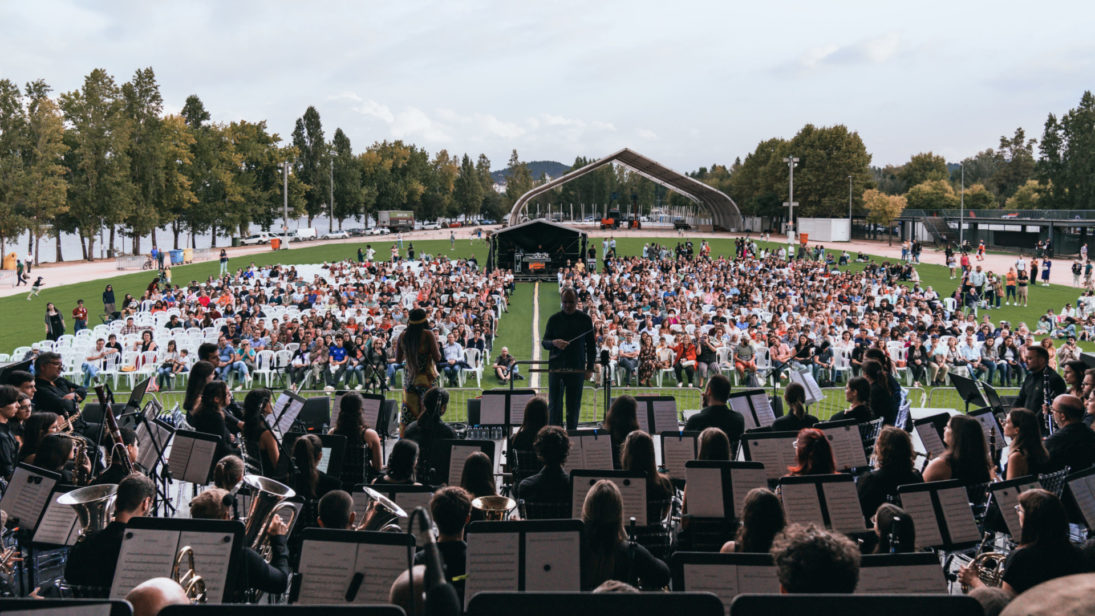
453, 153, 483, 220
158, 114, 196, 249
0, 79, 28, 256
900, 152, 948, 188
1005, 179, 1046, 210
952, 149, 1000, 189
21, 93, 68, 263
904, 179, 959, 211
781, 124, 873, 218
291, 106, 326, 225
504, 149, 533, 209
1038, 91, 1095, 210
475, 153, 504, 221
862, 189, 906, 245
990, 127, 1037, 204
727, 138, 786, 217
962, 183, 996, 210
121, 67, 164, 254
330, 128, 362, 228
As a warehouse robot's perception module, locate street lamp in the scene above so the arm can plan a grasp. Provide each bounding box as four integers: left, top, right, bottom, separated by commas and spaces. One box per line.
783, 156, 799, 240
848, 175, 853, 239
959, 163, 965, 249
278, 161, 289, 249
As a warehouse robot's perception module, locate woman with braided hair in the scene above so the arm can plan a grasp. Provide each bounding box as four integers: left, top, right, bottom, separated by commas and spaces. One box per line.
395, 308, 442, 435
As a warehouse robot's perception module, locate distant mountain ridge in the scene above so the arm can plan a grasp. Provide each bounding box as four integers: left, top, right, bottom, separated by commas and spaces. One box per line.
491, 160, 570, 183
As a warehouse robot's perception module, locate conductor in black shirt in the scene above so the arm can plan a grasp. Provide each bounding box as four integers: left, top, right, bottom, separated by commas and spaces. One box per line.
684, 375, 744, 446
1014, 346, 1066, 431
64, 473, 155, 595
541, 288, 595, 429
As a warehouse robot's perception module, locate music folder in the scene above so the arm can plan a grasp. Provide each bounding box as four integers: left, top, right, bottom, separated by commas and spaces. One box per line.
31, 484, 81, 547
1, 599, 134, 616
440, 439, 496, 487
727, 389, 777, 430
111, 517, 243, 602
856, 553, 948, 594
373, 484, 436, 517
480, 389, 537, 427
271, 390, 306, 436
1066, 466, 1095, 530
897, 480, 983, 550
630, 395, 680, 434
565, 429, 615, 471
352, 393, 385, 432
816, 419, 868, 470
135, 417, 175, 472
464, 519, 583, 610
912, 414, 949, 460
125, 376, 152, 410
659, 431, 699, 481
778, 474, 867, 535
988, 475, 1041, 538
570, 470, 647, 525
788, 370, 824, 405
740, 430, 799, 481
294, 528, 414, 605
671, 552, 781, 616
968, 407, 1008, 452
0, 463, 61, 531
685, 461, 767, 520
167, 429, 221, 484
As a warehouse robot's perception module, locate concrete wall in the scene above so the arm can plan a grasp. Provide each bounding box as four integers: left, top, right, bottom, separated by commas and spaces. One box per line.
798, 218, 851, 242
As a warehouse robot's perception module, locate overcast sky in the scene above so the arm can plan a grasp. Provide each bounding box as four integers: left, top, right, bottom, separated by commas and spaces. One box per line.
2, 1, 1093, 172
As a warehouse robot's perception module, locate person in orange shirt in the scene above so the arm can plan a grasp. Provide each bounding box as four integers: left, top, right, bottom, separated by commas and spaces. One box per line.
1005, 268, 1018, 306
673, 334, 698, 387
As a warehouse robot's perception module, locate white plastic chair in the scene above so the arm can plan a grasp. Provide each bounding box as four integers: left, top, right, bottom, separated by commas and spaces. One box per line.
656, 348, 676, 387
462, 347, 483, 388
254, 350, 276, 387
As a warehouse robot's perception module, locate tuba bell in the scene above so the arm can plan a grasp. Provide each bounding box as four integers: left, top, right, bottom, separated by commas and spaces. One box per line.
472, 496, 517, 521
172, 546, 207, 603
57, 484, 117, 542
241, 474, 297, 561
354, 487, 408, 532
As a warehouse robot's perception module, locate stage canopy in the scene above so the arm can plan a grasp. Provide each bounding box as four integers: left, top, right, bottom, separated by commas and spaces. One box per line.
505, 147, 744, 230
489, 219, 587, 276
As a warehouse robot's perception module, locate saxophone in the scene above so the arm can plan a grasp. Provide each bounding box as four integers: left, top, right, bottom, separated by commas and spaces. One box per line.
71, 436, 91, 486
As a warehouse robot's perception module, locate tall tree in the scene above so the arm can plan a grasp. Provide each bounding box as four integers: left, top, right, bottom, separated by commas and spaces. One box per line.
158, 115, 196, 249
1038, 92, 1095, 210
780, 124, 873, 218
503, 149, 533, 208
453, 153, 482, 221
904, 179, 959, 210
121, 67, 164, 254
0, 79, 28, 256
862, 189, 907, 245
991, 127, 1037, 203
330, 128, 362, 227
291, 106, 326, 226
900, 152, 948, 188
1005, 179, 1046, 209
21, 92, 68, 263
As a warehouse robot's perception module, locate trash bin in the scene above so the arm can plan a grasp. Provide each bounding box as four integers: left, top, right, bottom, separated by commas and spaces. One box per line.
270, 238, 281, 251
170, 249, 184, 265
183, 248, 194, 264
1, 252, 15, 270
231, 237, 241, 247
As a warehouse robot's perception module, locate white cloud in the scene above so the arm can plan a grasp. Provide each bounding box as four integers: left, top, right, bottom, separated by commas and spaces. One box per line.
637, 128, 658, 140
796, 33, 901, 70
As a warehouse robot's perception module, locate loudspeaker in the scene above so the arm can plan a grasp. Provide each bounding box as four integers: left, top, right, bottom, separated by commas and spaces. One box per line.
299, 397, 330, 432
377, 399, 399, 437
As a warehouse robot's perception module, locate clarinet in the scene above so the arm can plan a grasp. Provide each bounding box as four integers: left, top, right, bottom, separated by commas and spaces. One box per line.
1043, 368, 1055, 436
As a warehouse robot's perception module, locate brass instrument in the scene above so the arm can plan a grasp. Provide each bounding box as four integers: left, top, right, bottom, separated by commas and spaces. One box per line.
171, 546, 207, 603
0, 545, 20, 576
95, 385, 133, 475
472, 495, 518, 520
353, 487, 407, 532
57, 483, 117, 542
58, 408, 83, 433
963, 551, 1008, 591
241, 474, 297, 561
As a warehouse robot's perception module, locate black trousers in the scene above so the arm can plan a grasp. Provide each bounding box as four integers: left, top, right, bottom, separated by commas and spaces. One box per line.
549, 371, 585, 430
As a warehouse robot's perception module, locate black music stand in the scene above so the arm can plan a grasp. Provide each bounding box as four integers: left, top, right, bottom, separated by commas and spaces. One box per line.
284, 432, 347, 478
162, 607, 405, 616
132, 414, 175, 516
0, 599, 133, 615
949, 373, 986, 414
728, 594, 982, 616
467, 592, 723, 616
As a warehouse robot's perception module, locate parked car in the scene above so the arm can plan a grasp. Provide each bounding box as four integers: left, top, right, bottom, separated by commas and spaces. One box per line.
345, 227, 367, 237
479, 218, 496, 225
421, 221, 442, 230
294, 227, 318, 240
673, 218, 692, 230
446, 221, 463, 228
366, 226, 391, 236
240, 232, 274, 245
324, 230, 350, 240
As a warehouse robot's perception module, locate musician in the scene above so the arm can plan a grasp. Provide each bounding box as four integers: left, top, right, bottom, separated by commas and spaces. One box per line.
12, 392, 32, 445
459, 451, 496, 499
292, 434, 341, 501
93, 426, 140, 485
771, 524, 860, 593
182, 360, 217, 415
698, 427, 731, 460
857, 427, 923, 518
242, 389, 279, 477
0, 385, 20, 479
771, 383, 819, 431
786, 428, 837, 477
516, 426, 570, 506
373, 439, 420, 486
413, 487, 471, 604
36, 433, 90, 483
64, 473, 155, 594
190, 381, 241, 463
1013, 346, 1066, 430
32, 351, 86, 422
830, 377, 872, 423
317, 490, 355, 529
213, 455, 245, 491
604, 395, 640, 469
189, 488, 291, 597
871, 503, 916, 553
395, 308, 442, 434
509, 396, 548, 481
541, 287, 595, 429
403, 387, 456, 483
1003, 408, 1050, 479
960, 489, 1083, 595
720, 488, 785, 553
620, 431, 673, 524
1044, 394, 1095, 472
329, 392, 384, 488
18, 411, 59, 463
923, 415, 994, 483
580, 479, 670, 590
5, 369, 37, 406
684, 375, 744, 446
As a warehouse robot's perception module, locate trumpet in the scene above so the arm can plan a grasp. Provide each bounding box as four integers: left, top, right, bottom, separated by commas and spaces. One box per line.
354, 487, 408, 532
172, 546, 207, 603
472, 496, 518, 520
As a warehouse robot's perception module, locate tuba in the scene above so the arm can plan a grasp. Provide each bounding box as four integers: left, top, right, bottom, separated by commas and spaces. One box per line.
354, 487, 408, 532
172, 546, 207, 603
241, 474, 297, 561
57, 484, 117, 542
472, 496, 517, 521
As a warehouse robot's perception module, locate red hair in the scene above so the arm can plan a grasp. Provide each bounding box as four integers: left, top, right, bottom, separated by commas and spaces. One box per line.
788, 428, 837, 476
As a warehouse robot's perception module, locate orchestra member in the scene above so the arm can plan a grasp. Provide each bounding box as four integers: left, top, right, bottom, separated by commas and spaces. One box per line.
189, 381, 240, 462
786, 428, 836, 477
516, 426, 570, 507
293, 434, 341, 501
125, 578, 189, 616
509, 396, 549, 481
580, 479, 670, 590
684, 375, 744, 446
1013, 346, 1066, 429
771, 524, 860, 593
32, 352, 86, 428
19, 411, 59, 463
720, 488, 785, 553
542, 287, 595, 430
317, 490, 355, 529
460, 451, 496, 499
923, 415, 994, 484
857, 427, 923, 518
329, 392, 384, 488
242, 389, 279, 477
830, 377, 872, 423
604, 395, 640, 469
93, 427, 140, 485
1045, 394, 1095, 472
213, 455, 245, 491
697, 427, 732, 460
1003, 408, 1050, 479
413, 487, 471, 604
403, 387, 456, 483
620, 431, 673, 524
771, 383, 819, 431
35, 433, 89, 483
374, 439, 420, 486
0, 385, 19, 479
871, 503, 916, 554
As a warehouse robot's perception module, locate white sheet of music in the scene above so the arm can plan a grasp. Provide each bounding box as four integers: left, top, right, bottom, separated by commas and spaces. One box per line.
0, 467, 57, 528
651, 400, 678, 432
297, 539, 358, 604
899, 491, 943, 548
746, 437, 795, 480
1069, 475, 1095, 528
362, 397, 382, 430
358, 542, 409, 603
857, 563, 947, 594
569, 435, 613, 471
390, 490, 433, 514
317, 447, 332, 474
480, 395, 507, 425
465, 531, 521, 610
729, 397, 757, 429
350, 491, 371, 523
994, 481, 1039, 537
730, 467, 768, 518
111, 528, 183, 598
272, 392, 292, 429
662, 435, 695, 480
8, 607, 113, 616
824, 425, 867, 470
780, 483, 825, 527
748, 393, 776, 427
636, 408, 651, 435
524, 531, 581, 591
822, 480, 868, 533
937, 486, 982, 545
178, 529, 235, 602
275, 397, 306, 435
136, 419, 173, 470
449, 444, 484, 486
685, 467, 725, 518
571, 476, 647, 525
32, 495, 80, 546
169, 434, 217, 484
683, 563, 780, 616
509, 393, 534, 426
915, 423, 946, 460
972, 413, 1004, 451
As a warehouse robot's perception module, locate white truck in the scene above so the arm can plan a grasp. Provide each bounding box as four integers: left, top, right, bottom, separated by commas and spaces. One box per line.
378, 210, 414, 233
294, 227, 317, 241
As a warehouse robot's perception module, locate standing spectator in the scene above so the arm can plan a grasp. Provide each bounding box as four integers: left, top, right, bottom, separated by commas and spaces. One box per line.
449, 230, 455, 250
72, 299, 88, 333
1042, 259, 1052, 286
102, 284, 116, 320
44, 302, 65, 341
218, 248, 228, 277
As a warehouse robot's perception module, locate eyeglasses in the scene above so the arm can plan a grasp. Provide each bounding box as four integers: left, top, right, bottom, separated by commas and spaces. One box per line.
1014, 505, 1024, 514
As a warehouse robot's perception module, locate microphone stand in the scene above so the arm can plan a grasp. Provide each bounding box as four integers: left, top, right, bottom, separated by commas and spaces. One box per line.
601, 350, 612, 425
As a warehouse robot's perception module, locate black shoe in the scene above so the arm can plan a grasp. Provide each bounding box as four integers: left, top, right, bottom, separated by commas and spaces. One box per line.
514, 374, 525, 381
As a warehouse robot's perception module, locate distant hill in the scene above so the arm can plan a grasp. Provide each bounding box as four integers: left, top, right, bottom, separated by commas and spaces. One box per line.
491, 160, 570, 184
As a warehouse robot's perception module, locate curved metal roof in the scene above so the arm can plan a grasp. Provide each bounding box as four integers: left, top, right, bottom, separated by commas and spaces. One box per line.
506, 147, 743, 229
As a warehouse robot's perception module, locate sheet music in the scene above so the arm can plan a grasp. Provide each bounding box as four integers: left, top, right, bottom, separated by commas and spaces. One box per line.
361, 397, 382, 430
136, 419, 174, 470
524, 531, 582, 591
1069, 474, 1095, 528
683, 563, 779, 616
388, 490, 433, 513
8, 607, 113, 616
899, 490, 943, 548
480, 394, 506, 425
636, 407, 650, 434
685, 467, 725, 518
178, 529, 235, 602
748, 393, 776, 428
509, 393, 534, 426
992, 483, 1029, 538
789, 370, 823, 404
971, 412, 1006, 451
272, 392, 292, 429
937, 486, 981, 545
317, 447, 332, 474
857, 558, 947, 593
0, 466, 58, 529
571, 476, 647, 525
465, 531, 520, 609
780, 482, 825, 527
745, 436, 796, 480
275, 396, 305, 435
32, 494, 80, 546
661, 434, 696, 480
822, 480, 868, 533
296, 539, 358, 604
357, 542, 408, 603
729, 396, 756, 429
915, 422, 946, 460
730, 467, 768, 518
111, 528, 182, 598
449, 444, 485, 486
568, 434, 613, 471
651, 399, 678, 433
168, 433, 218, 484
823, 425, 867, 470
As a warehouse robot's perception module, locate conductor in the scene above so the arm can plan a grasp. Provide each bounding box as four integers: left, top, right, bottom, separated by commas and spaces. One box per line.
542, 287, 595, 429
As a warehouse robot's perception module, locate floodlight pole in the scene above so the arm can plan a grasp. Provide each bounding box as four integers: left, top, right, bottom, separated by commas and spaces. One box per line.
280, 162, 289, 248
783, 155, 799, 239
959, 163, 965, 248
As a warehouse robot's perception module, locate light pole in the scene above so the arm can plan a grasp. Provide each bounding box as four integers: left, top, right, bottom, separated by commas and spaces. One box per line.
329, 156, 335, 233
959, 163, 965, 249
279, 161, 289, 249
783, 156, 799, 239
848, 174, 853, 229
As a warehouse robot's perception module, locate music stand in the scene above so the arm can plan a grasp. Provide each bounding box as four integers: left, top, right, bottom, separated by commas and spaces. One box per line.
814, 418, 869, 471
728, 390, 777, 430
565, 428, 615, 470
292, 528, 414, 605
740, 430, 800, 482
659, 430, 700, 481
778, 474, 868, 535
161, 607, 406, 616
1080, 352, 1095, 370
684, 461, 766, 521
980, 382, 1007, 413
671, 552, 780, 608
728, 594, 983, 616
627, 395, 680, 434
285, 432, 347, 478
949, 373, 986, 413
856, 553, 949, 594
0, 598, 133, 615
124, 376, 151, 411
30, 484, 82, 548
465, 520, 584, 610
467, 592, 723, 616
436, 439, 496, 487
0, 357, 33, 383
570, 470, 647, 525
133, 414, 176, 516
897, 480, 983, 550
